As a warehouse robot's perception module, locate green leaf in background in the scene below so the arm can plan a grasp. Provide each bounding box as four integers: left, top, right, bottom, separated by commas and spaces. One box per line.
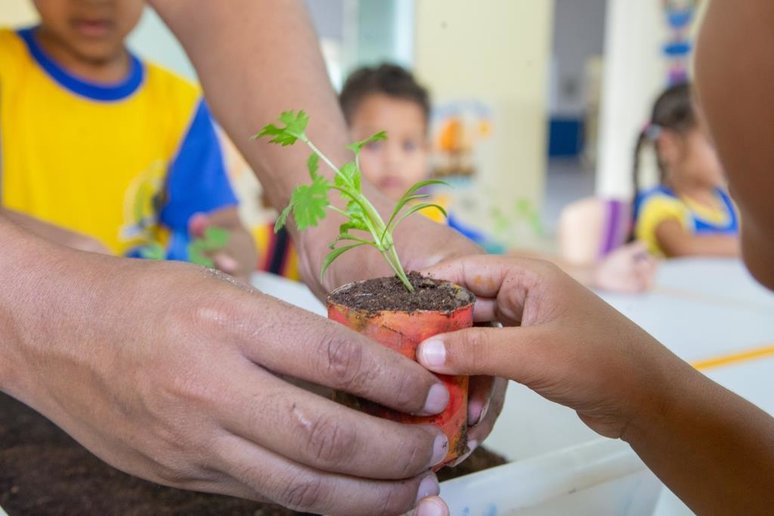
188, 244, 214, 268
202, 226, 229, 249
139, 242, 166, 261
346, 130, 387, 156
186, 227, 231, 268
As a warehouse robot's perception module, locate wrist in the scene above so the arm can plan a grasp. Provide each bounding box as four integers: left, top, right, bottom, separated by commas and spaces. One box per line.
619, 345, 702, 447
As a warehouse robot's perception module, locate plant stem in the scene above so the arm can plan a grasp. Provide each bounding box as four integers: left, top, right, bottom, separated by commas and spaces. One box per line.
303, 133, 414, 292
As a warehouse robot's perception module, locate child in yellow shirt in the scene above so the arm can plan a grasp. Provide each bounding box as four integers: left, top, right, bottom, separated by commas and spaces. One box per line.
1, 0, 255, 280
632, 83, 739, 258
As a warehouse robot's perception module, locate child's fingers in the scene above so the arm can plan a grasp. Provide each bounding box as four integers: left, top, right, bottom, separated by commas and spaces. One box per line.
213, 252, 239, 274
418, 326, 544, 381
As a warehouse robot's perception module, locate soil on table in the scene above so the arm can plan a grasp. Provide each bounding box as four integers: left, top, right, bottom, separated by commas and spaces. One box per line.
328, 272, 475, 313
0, 392, 506, 515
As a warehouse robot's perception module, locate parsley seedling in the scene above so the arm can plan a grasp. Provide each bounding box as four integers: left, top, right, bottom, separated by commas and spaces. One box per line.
253, 110, 445, 292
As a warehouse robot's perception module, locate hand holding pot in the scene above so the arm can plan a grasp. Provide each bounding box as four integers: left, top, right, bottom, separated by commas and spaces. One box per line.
0, 222, 451, 515
416, 255, 685, 440
416, 255, 774, 515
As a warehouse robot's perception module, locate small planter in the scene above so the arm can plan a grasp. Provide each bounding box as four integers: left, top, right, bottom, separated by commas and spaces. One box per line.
327, 272, 475, 468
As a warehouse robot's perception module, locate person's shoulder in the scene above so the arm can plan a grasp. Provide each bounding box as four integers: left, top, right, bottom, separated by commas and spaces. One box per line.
0, 27, 30, 61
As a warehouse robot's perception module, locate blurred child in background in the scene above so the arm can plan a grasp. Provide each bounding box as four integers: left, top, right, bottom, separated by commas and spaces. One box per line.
339, 63, 655, 293
632, 83, 739, 258
0, 0, 255, 281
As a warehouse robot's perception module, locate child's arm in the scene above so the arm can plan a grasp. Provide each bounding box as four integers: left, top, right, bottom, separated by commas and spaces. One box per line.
189, 208, 257, 283
655, 219, 740, 257
417, 255, 774, 515
1, 208, 110, 254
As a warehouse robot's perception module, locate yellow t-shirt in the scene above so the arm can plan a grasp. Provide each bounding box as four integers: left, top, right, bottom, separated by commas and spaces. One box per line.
0, 27, 237, 258
635, 186, 739, 257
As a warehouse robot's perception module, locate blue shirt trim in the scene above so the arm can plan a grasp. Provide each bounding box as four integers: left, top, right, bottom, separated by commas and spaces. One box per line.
17, 26, 144, 102
160, 100, 238, 261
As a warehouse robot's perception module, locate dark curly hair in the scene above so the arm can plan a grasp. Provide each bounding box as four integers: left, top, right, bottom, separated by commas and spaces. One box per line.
339, 63, 431, 127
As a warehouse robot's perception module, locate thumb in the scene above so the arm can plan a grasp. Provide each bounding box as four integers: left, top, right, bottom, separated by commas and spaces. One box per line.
417, 326, 544, 381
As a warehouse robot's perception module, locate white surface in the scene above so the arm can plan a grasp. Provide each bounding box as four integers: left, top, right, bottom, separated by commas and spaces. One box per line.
440, 439, 661, 516
251, 258, 774, 515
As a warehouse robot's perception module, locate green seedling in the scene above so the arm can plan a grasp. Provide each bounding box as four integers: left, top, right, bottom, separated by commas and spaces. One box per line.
253, 110, 445, 292
187, 226, 230, 268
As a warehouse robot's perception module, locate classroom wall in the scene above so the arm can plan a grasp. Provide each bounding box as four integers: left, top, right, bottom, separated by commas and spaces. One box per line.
414, 0, 554, 232
550, 0, 606, 117
1, 0, 37, 26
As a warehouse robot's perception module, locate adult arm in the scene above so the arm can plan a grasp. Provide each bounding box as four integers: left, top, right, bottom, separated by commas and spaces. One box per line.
148, 0, 502, 460
1, 207, 111, 254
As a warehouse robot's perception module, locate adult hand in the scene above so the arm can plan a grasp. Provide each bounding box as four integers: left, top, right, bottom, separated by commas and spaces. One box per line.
1, 228, 454, 515
416, 255, 685, 440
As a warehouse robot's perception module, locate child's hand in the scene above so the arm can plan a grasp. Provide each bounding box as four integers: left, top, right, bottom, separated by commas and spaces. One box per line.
417, 255, 687, 440
188, 211, 256, 283
593, 241, 658, 293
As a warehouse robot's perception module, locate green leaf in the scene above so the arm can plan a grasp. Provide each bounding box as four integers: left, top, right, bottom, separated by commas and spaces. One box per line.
202, 226, 230, 249
335, 161, 361, 191
388, 202, 447, 233
188, 244, 215, 268
320, 242, 369, 281
252, 110, 309, 146
274, 202, 294, 232
290, 174, 331, 229
384, 179, 448, 236
307, 152, 320, 179
139, 242, 165, 260
346, 130, 387, 155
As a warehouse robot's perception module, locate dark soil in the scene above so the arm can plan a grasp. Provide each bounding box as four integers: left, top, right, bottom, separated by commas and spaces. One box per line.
0, 392, 506, 515
328, 272, 475, 313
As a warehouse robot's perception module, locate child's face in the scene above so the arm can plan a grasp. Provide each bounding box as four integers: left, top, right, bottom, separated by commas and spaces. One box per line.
349, 94, 429, 201
33, 0, 144, 64
663, 126, 725, 188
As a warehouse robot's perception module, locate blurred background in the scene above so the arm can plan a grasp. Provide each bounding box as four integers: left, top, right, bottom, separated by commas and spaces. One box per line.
1, 0, 703, 251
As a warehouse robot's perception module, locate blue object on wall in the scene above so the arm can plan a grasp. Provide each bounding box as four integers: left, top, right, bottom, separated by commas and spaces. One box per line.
548, 117, 584, 158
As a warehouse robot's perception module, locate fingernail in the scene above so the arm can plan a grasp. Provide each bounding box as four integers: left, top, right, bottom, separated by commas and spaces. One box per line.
419, 339, 446, 368
415, 473, 440, 504
429, 432, 449, 467
416, 495, 446, 516
467, 398, 484, 426
422, 383, 449, 415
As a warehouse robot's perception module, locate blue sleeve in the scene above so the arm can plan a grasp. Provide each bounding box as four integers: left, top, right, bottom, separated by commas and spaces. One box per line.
160, 99, 238, 260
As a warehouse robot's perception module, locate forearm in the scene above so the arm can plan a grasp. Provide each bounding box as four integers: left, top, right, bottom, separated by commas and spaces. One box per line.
149, 0, 350, 210
662, 234, 740, 258
624, 364, 774, 514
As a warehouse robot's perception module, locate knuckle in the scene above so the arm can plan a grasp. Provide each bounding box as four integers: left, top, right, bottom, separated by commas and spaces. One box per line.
304, 412, 356, 466
317, 331, 365, 391
390, 367, 427, 413
276, 475, 326, 511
